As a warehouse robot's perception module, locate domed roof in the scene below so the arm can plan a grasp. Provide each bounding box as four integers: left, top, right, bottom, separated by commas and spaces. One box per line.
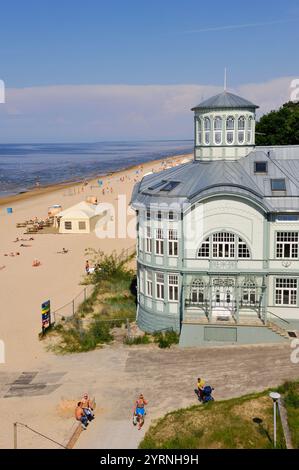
191, 91, 259, 111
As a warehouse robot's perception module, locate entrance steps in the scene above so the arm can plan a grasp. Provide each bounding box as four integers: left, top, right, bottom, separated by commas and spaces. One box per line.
266, 321, 291, 340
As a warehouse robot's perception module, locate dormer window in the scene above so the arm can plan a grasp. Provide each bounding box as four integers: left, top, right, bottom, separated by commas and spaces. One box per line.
254, 161, 268, 174
271, 178, 286, 192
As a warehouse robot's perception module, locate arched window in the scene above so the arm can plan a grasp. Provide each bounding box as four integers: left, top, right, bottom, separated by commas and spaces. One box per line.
247, 116, 253, 143
191, 279, 205, 304
226, 116, 235, 145
242, 280, 256, 305
238, 116, 245, 144
204, 117, 211, 145
197, 118, 202, 144
197, 232, 251, 259
214, 116, 222, 145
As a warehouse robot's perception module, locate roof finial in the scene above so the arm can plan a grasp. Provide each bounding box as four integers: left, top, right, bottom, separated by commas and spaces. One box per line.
224, 67, 227, 91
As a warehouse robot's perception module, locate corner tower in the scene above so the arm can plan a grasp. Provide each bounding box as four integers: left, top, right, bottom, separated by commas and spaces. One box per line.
191, 91, 259, 161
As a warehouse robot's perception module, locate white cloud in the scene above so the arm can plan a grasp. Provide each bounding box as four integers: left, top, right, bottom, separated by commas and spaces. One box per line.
0, 77, 295, 142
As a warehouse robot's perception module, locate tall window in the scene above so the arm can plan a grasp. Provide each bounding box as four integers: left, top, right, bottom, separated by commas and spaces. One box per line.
145, 226, 152, 253
204, 117, 211, 145
247, 116, 253, 143
168, 229, 178, 256
275, 278, 297, 305
276, 232, 299, 258
191, 279, 204, 304
197, 118, 202, 144
168, 210, 178, 221
238, 116, 245, 144
242, 280, 256, 305
214, 116, 222, 145
146, 270, 153, 297
226, 116, 235, 144
168, 274, 179, 301
139, 268, 144, 294
212, 232, 235, 258
156, 272, 164, 300
155, 228, 164, 255
198, 233, 250, 259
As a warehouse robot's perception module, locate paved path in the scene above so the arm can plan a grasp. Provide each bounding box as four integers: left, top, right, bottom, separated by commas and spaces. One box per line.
76, 342, 299, 449
1, 342, 298, 448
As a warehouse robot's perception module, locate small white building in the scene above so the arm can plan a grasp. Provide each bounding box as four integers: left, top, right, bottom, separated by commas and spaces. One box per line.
56, 201, 101, 234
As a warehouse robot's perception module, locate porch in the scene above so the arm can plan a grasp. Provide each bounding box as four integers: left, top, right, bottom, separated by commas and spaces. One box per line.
183, 274, 267, 325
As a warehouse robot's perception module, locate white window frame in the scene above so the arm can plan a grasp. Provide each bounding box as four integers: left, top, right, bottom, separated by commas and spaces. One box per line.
146, 270, 153, 297
238, 116, 245, 144
214, 116, 222, 145
197, 118, 202, 144
156, 272, 164, 300
247, 116, 253, 143
168, 229, 178, 257
139, 268, 144, 294
155, 228, 164, 256
198, 233, 250, 259
276, 232, 299, 259
275, 278, 297, 306
64, 221, 72, 230
168, 274, 179, 302
145, 226, 152, 254
204, 117, 211, 145
226, 116, 235, 145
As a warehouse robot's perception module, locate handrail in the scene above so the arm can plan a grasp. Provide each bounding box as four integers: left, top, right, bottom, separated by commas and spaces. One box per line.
267, 310, 290, 325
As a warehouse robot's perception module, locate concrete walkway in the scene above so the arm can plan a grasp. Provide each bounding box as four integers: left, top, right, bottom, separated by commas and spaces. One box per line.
1, 342, 298, 449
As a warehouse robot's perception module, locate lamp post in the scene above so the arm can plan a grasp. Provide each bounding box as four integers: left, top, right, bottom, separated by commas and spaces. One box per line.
269, 392, 281, 448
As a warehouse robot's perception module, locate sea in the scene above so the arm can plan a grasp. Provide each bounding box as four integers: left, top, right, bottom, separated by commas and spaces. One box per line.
0, 140, 193, 198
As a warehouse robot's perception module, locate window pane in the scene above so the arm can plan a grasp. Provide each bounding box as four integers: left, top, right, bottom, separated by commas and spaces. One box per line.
271, 179, 286, 191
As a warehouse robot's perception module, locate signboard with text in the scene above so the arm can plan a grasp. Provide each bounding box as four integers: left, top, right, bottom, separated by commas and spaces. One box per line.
41, 300, 51, 332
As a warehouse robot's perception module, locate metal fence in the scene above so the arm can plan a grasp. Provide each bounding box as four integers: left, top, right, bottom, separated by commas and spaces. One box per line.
51, 245, 136, 325
52, 284, 94, 323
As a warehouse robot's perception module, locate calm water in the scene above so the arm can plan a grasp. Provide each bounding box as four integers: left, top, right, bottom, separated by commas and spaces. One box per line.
0, 140, 193, 197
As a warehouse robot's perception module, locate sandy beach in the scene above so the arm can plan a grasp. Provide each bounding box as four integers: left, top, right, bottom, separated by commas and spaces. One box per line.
0, 152, 192, 372
0, 151, 193, 449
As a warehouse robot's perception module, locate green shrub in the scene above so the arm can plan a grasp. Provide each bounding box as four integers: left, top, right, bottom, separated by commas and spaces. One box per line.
154, 330, 179, 349
124, 334, 151, 346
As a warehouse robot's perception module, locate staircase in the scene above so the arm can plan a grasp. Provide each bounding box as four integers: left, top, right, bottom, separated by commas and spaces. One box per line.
265, 310, 295, 340
266, 321, 290, 340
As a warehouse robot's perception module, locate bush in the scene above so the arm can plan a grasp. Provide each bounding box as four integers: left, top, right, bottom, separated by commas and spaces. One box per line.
124, 334, 151, 346
154, 330, 179, 349
50, 317, 113, 354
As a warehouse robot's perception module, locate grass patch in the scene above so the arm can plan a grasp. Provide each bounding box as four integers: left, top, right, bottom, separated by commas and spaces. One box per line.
277, 381, 299, 448
139, 391, 287, 449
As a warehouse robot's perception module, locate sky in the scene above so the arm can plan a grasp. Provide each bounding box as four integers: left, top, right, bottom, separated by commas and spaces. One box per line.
0, 0, 298, 142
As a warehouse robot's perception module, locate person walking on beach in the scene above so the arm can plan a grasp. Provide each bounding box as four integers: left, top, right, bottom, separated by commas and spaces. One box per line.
133, 393, 148, 430
75, 402, 88, 430
85, 260, 90, 275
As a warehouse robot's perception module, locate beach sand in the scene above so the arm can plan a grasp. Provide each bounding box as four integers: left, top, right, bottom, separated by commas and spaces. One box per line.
0, 153, 192, 372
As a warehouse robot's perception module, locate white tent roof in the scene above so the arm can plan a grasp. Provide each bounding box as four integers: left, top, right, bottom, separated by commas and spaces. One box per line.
57, 201, 96, 219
